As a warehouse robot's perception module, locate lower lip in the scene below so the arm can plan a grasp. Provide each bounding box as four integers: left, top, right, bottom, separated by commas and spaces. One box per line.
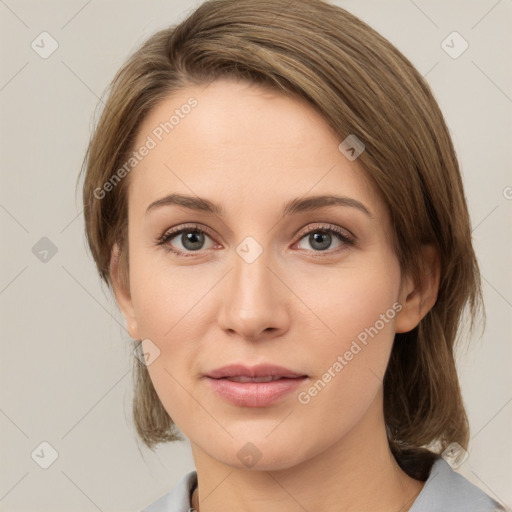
206, 376, 308, 407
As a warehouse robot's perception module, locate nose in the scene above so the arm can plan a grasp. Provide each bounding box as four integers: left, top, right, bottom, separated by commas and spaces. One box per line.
217, 249, 290, 341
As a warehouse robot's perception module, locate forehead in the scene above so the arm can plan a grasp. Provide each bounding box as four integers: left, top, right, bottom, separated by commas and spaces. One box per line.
128, 78, 382, 217
134, 78, 340, 156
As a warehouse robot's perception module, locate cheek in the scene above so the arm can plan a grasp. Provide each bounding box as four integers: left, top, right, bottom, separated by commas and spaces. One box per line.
308, 299, 397, 389
296, 257, 401, 409
129, 251, 202, 338
128, 261, 212, 426
302, 256, 400, 352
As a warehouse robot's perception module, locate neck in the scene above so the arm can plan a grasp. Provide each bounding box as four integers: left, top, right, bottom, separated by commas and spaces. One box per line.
190, 394, 425, 512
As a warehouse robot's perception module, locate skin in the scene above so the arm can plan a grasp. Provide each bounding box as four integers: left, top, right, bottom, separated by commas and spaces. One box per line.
111, 78, 440, 512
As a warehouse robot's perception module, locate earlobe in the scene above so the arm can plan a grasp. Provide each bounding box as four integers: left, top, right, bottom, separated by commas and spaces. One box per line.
395, 245, 440, 334
110, 242, 141, 340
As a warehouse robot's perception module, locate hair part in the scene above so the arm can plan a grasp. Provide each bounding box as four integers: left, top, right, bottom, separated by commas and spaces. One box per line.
80, 0, 483, 478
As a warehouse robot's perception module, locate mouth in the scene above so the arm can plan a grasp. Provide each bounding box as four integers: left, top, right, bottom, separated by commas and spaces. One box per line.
204, 364, 309, 407
206, 363, 308, 380
215, 375, 300, 383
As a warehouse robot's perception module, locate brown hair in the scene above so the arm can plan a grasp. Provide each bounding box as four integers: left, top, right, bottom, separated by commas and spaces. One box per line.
79, 0, 483, 479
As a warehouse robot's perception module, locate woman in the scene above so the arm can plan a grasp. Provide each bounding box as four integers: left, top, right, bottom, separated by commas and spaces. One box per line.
80, 0, 504, 510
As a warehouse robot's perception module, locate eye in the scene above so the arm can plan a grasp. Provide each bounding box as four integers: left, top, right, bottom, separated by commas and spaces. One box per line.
156, 222, 355, 257
156, 224, 216, 256
295, 224, 355, 254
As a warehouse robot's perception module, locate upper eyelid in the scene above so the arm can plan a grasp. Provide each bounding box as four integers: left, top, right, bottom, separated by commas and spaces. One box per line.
295, 222, 354, 240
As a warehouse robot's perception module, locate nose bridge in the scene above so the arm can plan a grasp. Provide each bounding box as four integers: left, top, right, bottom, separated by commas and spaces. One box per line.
217, 238, 288, 339
234, 243, 272, 298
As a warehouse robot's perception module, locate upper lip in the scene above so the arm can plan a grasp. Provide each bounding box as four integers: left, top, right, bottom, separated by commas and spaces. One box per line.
206, 364, 307, 379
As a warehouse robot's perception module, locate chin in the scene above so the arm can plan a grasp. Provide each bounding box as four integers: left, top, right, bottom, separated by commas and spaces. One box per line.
207, 437, 310, 472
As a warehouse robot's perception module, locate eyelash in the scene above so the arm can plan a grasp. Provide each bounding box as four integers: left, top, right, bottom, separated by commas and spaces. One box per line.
155, 223, 355, 257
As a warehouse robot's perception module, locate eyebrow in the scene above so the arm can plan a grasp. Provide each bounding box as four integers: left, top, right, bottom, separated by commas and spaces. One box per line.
145, 193, 374, 219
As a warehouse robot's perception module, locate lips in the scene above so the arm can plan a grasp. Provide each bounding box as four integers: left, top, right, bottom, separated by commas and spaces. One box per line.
206, 363, 307, 380
223, 375, 284, 382
205, 364, 308, 407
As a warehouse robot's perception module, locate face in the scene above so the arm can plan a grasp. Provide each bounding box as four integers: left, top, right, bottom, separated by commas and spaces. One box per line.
114, 78, 419, 470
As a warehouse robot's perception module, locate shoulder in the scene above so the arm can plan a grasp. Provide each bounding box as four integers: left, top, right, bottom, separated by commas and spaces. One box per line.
409, 458, 504, 512
140, 471, 197, 512
139, 461, 504, 512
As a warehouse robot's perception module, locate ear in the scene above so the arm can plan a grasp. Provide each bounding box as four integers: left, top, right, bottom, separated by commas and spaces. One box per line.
110, 242, 141, 340
395, 245, 440, 333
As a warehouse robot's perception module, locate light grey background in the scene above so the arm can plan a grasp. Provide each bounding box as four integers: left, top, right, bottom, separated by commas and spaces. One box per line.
1, 1, 511, 511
